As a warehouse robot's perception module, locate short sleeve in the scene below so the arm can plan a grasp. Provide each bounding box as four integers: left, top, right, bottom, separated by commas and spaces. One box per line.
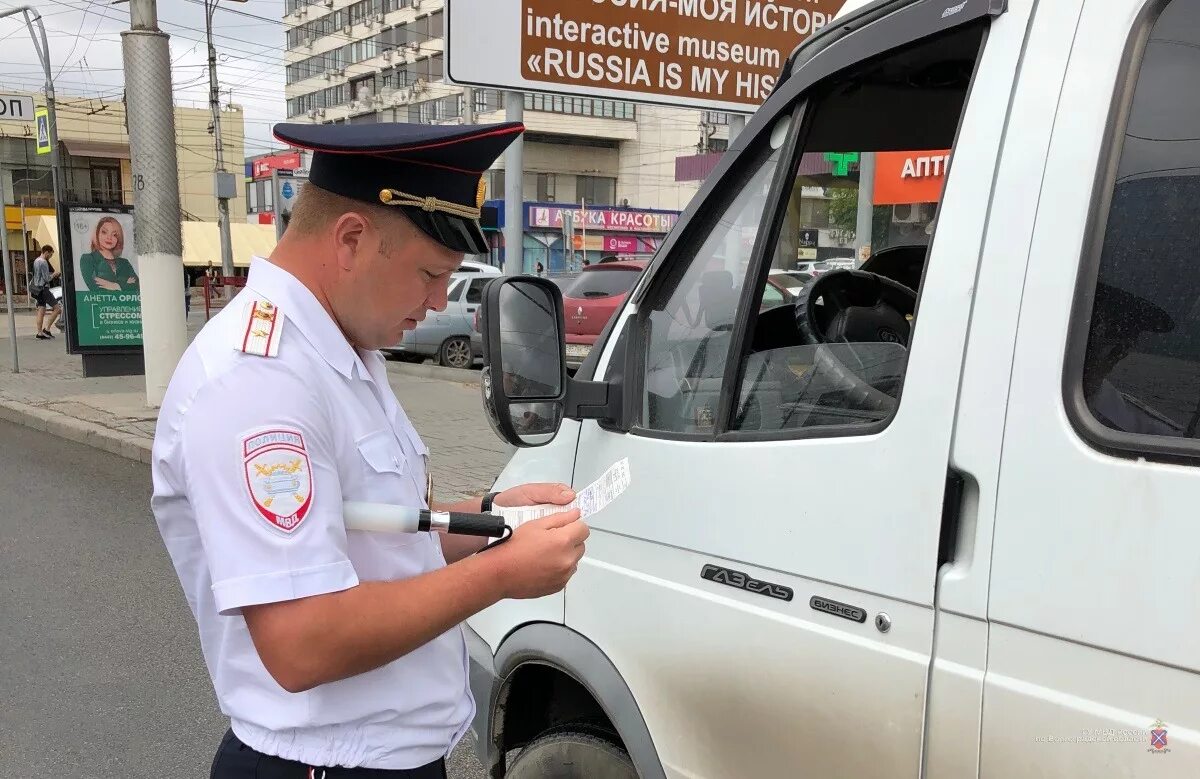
181, 359, 358, 615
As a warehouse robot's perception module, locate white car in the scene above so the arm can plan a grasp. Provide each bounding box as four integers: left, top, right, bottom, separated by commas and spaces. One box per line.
382, 272, 495, 368
468, 0, 1200, 777
457, 258, 501, 274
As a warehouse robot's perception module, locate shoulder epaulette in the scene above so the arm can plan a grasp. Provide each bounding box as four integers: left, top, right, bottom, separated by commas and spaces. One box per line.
236, 298, 284, 357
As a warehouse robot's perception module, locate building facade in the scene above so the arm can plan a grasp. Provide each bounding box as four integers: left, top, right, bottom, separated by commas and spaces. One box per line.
1, 89, 246, 288
283, 0, 737, 270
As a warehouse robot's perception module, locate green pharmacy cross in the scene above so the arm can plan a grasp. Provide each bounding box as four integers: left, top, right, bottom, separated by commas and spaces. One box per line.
825, 152, 860, 177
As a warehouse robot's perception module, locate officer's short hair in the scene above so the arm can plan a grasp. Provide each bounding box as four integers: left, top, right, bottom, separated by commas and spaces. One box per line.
288, 183, 414, 242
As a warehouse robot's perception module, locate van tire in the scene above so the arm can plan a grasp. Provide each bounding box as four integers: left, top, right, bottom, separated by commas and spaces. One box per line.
438, 336, 472, 369
506, 724, 636, 779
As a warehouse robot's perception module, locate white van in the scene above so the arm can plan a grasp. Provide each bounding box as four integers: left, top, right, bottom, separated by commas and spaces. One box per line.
467, 0, 1200, 776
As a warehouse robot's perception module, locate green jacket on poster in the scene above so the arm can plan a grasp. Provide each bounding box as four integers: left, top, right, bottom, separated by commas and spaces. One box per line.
80, 251, 139, 292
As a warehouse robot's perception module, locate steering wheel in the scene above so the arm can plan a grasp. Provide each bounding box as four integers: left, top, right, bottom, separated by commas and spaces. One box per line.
795, 270, 917, 346
792, 270, 918, 414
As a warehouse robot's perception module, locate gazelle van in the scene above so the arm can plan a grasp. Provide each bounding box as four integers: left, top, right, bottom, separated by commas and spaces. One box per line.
466, 0, 1200, 776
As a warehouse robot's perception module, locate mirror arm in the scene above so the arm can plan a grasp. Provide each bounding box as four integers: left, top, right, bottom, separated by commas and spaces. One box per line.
564, 377, 621, 423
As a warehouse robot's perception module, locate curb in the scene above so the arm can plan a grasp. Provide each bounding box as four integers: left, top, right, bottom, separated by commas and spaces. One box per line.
384, 360, 483, 386
0, 362, 481, 466
0, 399, 153, 465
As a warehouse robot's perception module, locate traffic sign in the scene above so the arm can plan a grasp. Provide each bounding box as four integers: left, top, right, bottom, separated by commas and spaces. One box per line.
35, 107, 51, 155
447, 0, 848, 112
0, 94, 36, 122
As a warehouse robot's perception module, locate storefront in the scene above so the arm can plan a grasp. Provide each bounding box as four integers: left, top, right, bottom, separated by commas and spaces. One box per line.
870, 149, 948, 248
523, 202, 679, 273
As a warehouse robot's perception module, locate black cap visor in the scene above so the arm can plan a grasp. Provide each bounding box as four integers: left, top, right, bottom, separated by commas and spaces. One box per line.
402, 207, 489, 255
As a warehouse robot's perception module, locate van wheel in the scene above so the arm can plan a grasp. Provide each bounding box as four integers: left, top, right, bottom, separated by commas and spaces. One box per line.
438, 336, 472, 369
506, 724, 636, 779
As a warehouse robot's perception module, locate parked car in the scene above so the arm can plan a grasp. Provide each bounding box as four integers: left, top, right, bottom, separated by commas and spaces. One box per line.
471, 0, 1200, 776
457, 258, 501, 274
382, 272, 494, 368
768, 269, 814, 296
561, 261, 648, 369
473, 272, 581, 359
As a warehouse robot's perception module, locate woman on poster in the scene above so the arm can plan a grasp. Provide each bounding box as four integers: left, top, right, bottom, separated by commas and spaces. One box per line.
79, 217, 139, 292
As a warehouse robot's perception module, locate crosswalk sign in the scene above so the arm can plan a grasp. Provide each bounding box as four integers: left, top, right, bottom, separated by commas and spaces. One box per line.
35, 107, 50, 155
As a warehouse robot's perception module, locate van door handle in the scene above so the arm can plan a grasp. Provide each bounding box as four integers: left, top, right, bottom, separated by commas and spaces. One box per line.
466, 307, 477, 313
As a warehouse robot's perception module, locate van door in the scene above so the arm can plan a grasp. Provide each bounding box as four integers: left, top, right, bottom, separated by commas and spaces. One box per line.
565, 8, 1003, 778
983, 0, 1200, 774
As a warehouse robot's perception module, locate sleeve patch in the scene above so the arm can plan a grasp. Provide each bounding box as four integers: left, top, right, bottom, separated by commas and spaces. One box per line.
242, 428, 313, 534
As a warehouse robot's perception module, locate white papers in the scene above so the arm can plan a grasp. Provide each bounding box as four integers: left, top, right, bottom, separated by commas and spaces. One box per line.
493, 458, 631, 529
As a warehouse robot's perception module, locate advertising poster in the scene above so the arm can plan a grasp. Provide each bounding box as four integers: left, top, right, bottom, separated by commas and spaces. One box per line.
68, 206, 142, 348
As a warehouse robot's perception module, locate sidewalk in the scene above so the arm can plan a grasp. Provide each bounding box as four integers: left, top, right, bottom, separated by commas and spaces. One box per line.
0, 313, 514, 502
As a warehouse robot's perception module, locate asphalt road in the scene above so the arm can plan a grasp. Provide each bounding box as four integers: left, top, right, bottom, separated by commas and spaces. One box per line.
0, 417, 484, 778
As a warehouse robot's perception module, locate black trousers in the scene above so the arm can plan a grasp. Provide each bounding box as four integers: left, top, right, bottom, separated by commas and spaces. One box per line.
211, 729, 448, 779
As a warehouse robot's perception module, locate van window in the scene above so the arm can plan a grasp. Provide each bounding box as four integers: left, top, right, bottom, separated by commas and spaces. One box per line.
722, 23, 986, 434
1074, 0, 1200, 445
641, 129, 787, 434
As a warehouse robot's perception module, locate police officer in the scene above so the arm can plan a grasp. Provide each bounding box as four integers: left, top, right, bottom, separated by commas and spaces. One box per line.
150, 121, 588, 778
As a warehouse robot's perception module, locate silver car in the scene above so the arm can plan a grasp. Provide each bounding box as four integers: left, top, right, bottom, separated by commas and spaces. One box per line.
383, 272, 498, 368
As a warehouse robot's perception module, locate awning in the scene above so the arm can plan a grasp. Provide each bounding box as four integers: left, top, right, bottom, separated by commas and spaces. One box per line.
182, 221, 276, 268
27, 214, 57, 251
21, 216, 276, 268
62, 140, 131, 160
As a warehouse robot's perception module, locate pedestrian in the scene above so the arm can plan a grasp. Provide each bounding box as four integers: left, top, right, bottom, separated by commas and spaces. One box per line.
535, 261, 544, 276
184, 271, 192, 321
28, 245, 61, 340
150, 121, 588, 778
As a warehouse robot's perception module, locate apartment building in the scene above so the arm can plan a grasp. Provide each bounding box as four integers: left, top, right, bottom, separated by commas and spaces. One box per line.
282, 0, 733, 270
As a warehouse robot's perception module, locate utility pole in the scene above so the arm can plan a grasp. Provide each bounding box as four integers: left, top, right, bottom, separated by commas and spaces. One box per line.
1, 163, 18, 373
204, 0, 238, 284
122, 0, 186, 406
854, 152, 876, 266
462, 86, 474, 125
502, 91, 524, 275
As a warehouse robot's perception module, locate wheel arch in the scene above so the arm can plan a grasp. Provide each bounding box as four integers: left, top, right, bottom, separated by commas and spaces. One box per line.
489, 622, 666, 779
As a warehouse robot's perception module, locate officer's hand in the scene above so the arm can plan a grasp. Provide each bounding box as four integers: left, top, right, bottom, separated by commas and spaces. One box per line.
494, 482, 574, 509
494, 509, 588, 600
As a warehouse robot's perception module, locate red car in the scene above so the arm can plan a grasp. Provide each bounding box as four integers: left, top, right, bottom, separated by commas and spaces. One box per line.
561, 261, 648, 368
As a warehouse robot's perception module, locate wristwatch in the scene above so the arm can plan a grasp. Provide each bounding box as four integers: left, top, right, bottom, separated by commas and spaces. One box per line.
480, 491, 501, 514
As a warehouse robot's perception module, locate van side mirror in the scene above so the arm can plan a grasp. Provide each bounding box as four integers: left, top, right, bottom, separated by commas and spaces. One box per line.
481, 276, 627, 447
480, 277, 568, 447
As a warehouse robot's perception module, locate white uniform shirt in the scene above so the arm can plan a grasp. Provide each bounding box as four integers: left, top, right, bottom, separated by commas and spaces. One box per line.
151, 257, 473, 770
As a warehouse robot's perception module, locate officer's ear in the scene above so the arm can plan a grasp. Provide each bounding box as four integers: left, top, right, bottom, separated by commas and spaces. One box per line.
330, 211, 371, 272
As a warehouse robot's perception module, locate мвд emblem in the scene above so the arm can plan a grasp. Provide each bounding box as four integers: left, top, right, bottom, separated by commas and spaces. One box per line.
242, 428, 314, 533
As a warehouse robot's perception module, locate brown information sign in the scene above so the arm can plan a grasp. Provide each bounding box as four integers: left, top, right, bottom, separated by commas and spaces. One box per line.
518, 0, 847, 108
447, 0, 850, 112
